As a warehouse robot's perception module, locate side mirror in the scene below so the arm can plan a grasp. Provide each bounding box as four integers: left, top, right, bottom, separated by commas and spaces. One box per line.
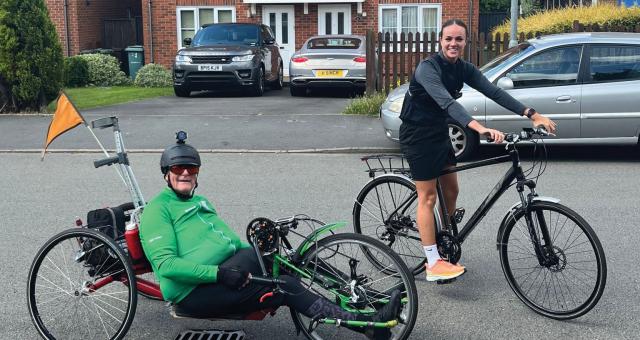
264, 37, 276, 45
183, 38, 192, 47
497, 76, 514, 90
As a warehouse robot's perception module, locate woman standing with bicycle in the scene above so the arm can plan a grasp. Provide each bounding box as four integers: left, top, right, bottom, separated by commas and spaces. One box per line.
399, 19, 557, 281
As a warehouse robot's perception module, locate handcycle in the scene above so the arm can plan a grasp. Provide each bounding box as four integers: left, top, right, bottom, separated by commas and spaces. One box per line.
26, 116, 418, 340
352, 127, 607, 320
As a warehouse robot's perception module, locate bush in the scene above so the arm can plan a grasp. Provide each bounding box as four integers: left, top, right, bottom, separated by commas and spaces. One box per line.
492, 4, 640, 36
343, 92, 387, 116
63, 56, 89, 87
77, 53, 131, 86
134, 64, 172, 87
0, 0, 63, 112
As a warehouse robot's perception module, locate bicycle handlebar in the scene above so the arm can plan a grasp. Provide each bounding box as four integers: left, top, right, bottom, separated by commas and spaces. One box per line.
93, 156, 120, 168
487, 127, 550, 144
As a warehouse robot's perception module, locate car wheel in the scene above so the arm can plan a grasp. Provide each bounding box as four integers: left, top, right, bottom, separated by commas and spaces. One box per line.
174, 85, 190, 97
290, 85, 306, 97
271, 62, 283, 90
448, 119, 478, 161
252, 68, 265, 97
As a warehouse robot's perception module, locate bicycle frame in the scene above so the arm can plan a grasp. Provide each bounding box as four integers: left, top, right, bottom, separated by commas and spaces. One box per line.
382, 143, 553, 263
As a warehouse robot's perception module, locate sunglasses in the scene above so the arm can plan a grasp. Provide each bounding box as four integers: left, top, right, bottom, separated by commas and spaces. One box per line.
169, 165, 200, 175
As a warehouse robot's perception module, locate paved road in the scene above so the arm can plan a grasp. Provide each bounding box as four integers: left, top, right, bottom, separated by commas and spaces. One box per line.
2, 153, 639, 339
0, 89, 399, 152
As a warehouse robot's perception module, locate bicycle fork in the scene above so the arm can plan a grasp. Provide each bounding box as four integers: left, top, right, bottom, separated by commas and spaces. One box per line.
518, 183, 558, 268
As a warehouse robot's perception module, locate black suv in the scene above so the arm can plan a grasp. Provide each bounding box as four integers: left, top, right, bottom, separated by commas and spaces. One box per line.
173, 23, 284, 97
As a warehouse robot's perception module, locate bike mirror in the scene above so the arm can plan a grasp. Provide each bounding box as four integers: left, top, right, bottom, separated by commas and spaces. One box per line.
176, 131, 188, 144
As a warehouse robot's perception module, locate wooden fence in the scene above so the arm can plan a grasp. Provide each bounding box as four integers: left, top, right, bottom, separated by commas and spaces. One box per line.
365, 21, 640, 95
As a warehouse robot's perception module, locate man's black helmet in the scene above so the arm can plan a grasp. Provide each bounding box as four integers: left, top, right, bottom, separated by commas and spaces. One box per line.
160, 131, 201, 174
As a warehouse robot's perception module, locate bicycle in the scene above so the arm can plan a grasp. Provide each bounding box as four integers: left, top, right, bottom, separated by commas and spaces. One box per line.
352, 127, 606, 320
26, 116, 418, 340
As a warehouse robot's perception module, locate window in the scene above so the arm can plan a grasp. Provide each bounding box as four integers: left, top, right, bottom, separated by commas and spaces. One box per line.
177, 7, 235, 49
307, 37, 361, 49
505, 46, 582, 88
589, 45, 640, 82
379, 5, 440, 38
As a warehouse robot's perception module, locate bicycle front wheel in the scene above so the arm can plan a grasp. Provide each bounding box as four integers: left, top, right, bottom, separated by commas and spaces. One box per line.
499, 201, 606, 319
290, 233, 418, 340
27, 228, 138, 340
353, 175, 426, 275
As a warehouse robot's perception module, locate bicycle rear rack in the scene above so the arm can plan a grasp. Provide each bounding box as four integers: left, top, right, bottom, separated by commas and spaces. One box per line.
361, 154, 412, 178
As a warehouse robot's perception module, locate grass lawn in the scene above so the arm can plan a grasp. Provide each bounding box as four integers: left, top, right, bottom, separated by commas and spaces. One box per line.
47, 86, 173, 111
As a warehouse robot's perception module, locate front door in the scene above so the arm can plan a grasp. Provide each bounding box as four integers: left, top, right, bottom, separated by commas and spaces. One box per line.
263, 5, 295, 76
318, 4, 352, 35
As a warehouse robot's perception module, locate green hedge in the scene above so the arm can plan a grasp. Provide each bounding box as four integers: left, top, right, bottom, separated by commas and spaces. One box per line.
77, 53, 131, 87
134, 64, 172, 87
492, 4, 640, 36
63, 56, 89, 87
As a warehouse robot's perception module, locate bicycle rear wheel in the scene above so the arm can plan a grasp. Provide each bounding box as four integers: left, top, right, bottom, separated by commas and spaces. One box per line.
499, 201, 606, 319
353, 175, 427, 275
290, 233, 418, 340
27, 228, 137, 340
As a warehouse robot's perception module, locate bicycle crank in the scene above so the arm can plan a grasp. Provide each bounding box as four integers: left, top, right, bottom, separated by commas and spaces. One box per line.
436, 231, 462, 264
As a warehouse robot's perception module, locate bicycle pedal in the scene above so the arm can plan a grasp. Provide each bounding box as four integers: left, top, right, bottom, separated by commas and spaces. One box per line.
436, 278, 457, 285
453, 208, 465, 224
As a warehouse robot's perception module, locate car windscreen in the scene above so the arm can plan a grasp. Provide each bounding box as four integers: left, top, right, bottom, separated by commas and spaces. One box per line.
306, 37, 361, 49
480, 43, 534, 79
192, 25, 260, 47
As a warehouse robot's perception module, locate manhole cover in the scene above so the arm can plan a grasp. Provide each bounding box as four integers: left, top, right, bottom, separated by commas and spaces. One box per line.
175, 329, 245, 340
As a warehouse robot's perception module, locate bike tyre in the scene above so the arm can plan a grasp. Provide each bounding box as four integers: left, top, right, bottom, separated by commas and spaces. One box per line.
499, 201, 606, 320
290, 233, 418, 340
353, 175, 428, 275
27, 228, 138, 340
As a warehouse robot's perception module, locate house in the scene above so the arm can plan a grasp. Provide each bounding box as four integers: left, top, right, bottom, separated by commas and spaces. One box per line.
45, 0, 478, 75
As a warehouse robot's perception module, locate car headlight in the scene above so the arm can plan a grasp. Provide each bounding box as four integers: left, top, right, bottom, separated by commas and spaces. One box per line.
175, 55, 192, 64
388, 97, 404, 113
232, 54, 254, 62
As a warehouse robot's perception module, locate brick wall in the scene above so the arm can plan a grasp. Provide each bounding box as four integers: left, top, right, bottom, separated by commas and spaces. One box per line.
45, 0, 142, 56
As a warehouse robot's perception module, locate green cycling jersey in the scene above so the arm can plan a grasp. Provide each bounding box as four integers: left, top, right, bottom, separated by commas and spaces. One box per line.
139, 188, 251, 303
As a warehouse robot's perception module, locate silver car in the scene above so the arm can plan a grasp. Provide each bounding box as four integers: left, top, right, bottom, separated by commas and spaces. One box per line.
289, 35, 367, 96
380, 32, 640, 160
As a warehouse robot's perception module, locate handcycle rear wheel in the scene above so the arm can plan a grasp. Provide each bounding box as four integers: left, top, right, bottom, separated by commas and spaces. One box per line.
27, 228, 138, 340
353, 175, 429, 275
290, 233, 418, 340
499, 201, 606, 319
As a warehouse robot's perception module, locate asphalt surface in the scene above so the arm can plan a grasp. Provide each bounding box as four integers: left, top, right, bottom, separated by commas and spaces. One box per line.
1, 89, 640, 339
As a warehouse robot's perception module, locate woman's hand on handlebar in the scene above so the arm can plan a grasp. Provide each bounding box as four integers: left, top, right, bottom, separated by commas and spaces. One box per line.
468, 121, 505, 143
530, 112, 557, 134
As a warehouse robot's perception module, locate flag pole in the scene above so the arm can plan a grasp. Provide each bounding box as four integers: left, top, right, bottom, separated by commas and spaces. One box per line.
84, 124, 127, 185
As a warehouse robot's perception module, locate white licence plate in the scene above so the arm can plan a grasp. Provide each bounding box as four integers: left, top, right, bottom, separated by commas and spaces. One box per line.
198, 64, 222, 71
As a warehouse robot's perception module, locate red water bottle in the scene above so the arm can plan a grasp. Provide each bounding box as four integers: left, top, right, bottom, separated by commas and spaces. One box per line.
124, 222, 144, 261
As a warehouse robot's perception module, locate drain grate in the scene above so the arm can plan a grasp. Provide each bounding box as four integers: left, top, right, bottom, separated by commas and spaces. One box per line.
175, 329, 246, 340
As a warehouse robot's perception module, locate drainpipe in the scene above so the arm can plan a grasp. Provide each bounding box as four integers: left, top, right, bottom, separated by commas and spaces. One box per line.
147, 0, 154, 63
467, 0, 473, 59
63, 0, 71, 56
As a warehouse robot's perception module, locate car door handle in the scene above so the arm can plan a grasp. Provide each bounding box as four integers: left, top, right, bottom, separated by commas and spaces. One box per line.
280, 46, 285, 49
556, 95, 574, 103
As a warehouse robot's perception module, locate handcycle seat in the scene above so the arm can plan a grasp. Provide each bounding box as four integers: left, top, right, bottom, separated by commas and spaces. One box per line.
170, 303, 278, 321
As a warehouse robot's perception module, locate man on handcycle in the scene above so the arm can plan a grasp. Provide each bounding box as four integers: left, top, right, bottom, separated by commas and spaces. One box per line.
139, 133, 402, 339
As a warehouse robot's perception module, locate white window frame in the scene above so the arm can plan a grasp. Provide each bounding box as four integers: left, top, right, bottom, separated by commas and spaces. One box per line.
378, 4, 442, 52
176, 6, 236, 50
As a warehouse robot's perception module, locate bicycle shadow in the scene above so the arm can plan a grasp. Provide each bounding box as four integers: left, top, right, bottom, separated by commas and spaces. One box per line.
472, 144, 639, 163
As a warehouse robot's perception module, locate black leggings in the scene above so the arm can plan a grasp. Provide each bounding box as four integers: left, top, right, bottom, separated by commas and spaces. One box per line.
177, 248, 317, 317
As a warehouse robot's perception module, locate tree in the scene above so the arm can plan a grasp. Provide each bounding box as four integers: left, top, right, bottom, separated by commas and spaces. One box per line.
0, 0, 63, 113
480, 0, 511, 12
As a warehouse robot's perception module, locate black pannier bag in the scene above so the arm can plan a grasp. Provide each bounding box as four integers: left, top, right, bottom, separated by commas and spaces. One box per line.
82, 202, 135, 271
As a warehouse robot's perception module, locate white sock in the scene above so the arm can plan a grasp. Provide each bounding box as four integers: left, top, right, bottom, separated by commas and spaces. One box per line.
424, 245, 441, 268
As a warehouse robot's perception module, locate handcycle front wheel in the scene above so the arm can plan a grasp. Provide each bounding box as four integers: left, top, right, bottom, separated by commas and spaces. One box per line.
353, 174, 428, 275
499, 201, 607, 320
27, 228, 138, 340
290, 233, 418, 340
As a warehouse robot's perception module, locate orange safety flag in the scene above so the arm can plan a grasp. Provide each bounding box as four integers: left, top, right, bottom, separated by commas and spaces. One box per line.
41, 92, 86, 159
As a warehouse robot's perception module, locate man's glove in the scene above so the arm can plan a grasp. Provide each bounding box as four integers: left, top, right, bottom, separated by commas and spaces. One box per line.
217, 266, 250, 289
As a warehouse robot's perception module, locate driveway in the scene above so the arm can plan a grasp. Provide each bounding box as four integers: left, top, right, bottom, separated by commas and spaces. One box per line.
0, 89, 400, 152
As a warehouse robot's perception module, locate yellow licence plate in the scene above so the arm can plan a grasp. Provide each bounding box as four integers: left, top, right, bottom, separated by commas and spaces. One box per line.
315, 70, 344, 77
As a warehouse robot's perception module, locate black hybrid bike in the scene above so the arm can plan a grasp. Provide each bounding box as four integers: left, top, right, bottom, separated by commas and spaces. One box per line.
352, 127, 606, 320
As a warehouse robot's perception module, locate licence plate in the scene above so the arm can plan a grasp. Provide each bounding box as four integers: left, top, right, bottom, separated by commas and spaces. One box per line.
198, 64, 222, 71
315, 70, 344, 77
